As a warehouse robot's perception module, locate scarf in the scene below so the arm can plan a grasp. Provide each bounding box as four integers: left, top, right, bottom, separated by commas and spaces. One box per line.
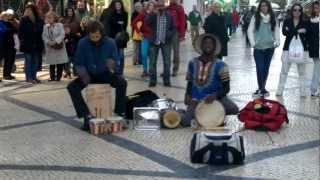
260, 13, 270, 23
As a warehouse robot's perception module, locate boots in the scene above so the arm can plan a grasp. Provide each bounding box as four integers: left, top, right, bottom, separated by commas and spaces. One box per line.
276, 75, 287, 96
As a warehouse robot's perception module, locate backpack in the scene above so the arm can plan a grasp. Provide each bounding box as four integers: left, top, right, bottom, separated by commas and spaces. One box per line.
238, 98, 289, 131
125, 90, 159, 119
190, 131, 245, 165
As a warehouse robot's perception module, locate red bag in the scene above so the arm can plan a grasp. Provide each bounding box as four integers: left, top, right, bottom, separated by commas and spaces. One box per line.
238, 98, 289, 131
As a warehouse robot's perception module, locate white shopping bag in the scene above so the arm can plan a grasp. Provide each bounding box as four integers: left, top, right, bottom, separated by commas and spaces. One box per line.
288, 35, 305, 63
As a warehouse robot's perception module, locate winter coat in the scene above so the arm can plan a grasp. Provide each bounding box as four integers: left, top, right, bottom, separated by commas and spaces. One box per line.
282, 18, 308, 51
42, 23, 68, 65
18, 16, 44, 53
167, 2, 186, 39
108, 11, 128, 39
146, 11, 176, 45
204, 12, 229, 57
2, 21, 17, 50
307, 18, 319, 58
132, 11, 152, 38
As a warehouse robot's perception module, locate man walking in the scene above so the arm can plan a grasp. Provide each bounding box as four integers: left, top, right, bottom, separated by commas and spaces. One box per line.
188, 5, 202, 46
147, 0, 175, 87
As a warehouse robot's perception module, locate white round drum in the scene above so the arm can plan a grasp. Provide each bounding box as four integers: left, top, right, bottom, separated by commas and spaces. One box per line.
195, 101, 226, 129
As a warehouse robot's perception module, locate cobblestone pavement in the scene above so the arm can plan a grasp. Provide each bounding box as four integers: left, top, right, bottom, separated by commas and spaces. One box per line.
0, 30, 319, 180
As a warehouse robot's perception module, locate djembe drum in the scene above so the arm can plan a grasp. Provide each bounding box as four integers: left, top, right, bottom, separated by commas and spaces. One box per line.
195, 101, 226, 130
150, 99, 182, 129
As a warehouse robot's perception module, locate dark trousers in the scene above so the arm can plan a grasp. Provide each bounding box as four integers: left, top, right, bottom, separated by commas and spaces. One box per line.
3, 48, 16, 77
49, 64, 64, 81
149, 43, 172, 84
24, 52, 40, 81
67, 72, 127, 118
253, 48, 275, 91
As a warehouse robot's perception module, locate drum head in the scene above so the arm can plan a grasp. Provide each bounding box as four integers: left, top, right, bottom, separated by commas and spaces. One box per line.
195, 101, 226, 129
163, 110, 181, 129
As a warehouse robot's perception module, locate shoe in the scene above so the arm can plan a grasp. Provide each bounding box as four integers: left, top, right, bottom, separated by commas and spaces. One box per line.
81, 115, 94, 131
261, 90, 270, 97
3, 75, 15, 80
252, 90, 262, 97
149, 82, 156, 87
34, 79, 41, 84
163, 82, 171, 87
311, 93, 319, 98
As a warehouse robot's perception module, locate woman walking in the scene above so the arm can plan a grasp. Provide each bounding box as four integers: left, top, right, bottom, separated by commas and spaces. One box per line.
61, 7, 81, 78
42, 11, 68, 81
132, 1, 155, 77
18, 4, 44, 83
276, 3, 308, 97
307, 1, 320, 97
247, 0, 280, 97
105, 0, 128, 75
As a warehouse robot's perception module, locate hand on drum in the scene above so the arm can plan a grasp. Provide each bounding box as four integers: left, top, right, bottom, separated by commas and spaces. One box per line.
106, 59, 116, 73
184, 94, 197, 106
204, 94, 217, 104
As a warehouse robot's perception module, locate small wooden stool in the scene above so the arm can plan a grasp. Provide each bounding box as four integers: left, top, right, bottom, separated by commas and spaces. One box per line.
86, 84, 113, 119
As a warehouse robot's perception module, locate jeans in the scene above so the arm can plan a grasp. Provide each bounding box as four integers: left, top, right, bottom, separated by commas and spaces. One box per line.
141, 38, 150, 73
3, 48, 16, 77
118, 48, 125, 75
67, 72, 127, 118
149, 43, 171, 84
311, 58, 320, 94
172, 32, 180, 74
253, 48, 275, 91
181, 96, 239, 127
24, 52, 40, 81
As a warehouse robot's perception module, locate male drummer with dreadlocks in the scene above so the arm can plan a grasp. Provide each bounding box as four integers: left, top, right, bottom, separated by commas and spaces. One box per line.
182, 34, 239, 127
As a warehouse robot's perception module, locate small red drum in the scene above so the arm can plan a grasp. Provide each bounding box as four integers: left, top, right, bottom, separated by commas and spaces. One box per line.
89, 118, 105, 135
108, 116, 125, 133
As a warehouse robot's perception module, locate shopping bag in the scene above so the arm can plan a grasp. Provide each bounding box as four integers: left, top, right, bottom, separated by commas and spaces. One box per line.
288, 35, 305, 63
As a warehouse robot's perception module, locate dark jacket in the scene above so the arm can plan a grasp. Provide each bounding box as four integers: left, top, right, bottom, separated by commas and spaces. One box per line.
108, 11, 128, 39
306, 19, 319, 58
282, 18, 308, 51
146, 10, 176, 45
204, 12, 229, 57
100, 8, 113, 36
18, 16, 44, 53
2, 21, 17, 49
74, 36, 119, 75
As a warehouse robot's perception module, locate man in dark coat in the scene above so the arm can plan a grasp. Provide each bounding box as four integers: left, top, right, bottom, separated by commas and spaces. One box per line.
204, 2, 229, 59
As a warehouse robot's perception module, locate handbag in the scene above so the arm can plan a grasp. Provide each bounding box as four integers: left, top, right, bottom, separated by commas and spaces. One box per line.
51, 42, 63, 50
287, 35, 305, 63
115, 24, 129, 49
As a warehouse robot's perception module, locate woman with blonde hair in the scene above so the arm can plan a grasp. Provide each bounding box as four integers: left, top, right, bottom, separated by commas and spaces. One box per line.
42, 11, 68, 81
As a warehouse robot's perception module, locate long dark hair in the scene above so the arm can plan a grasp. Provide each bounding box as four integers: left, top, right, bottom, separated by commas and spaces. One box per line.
108, 0, 127, 13
290, 3, 304, 21
24, 4, 40, 19
64, 7, 75, 20
311, 1, 319, 18
254, 0, 276, 31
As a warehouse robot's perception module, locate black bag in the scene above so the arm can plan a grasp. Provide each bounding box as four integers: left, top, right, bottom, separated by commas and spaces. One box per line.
190, 132, 245, 165
115, 31, 129, 49
125, 90, 159, 119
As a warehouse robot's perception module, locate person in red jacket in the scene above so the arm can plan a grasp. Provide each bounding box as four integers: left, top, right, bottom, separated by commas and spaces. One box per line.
231, 8, 240, 33
167, 0, 185, 76
132, 1, 155, 77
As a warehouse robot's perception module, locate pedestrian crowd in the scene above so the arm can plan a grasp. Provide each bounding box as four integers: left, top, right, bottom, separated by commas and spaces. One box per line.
0, 0, 319, 130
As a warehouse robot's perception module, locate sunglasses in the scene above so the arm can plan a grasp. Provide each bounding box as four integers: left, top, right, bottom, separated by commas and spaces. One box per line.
293, 8, 302, 12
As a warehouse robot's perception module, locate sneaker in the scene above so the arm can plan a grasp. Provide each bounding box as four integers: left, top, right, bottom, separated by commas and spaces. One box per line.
252, 90, 262, 97
149, 82, 156, 87
261, 90, 270, 97
81, 115, 94, 131
3, 75, 15, 80
172, 72, 177, 77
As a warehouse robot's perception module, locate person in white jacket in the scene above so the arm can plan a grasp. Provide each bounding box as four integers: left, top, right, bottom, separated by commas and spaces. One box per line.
276, 3, 308, 97
42, 11, 68, 81
247, 0, 280, 97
